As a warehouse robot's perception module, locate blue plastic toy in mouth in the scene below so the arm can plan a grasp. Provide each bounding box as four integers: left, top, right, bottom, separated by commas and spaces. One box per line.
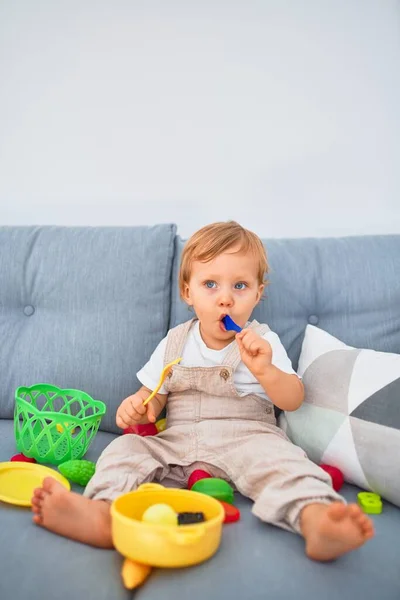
222, 315, 242, 333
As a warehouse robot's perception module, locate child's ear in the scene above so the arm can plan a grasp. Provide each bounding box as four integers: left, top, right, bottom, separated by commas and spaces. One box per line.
256, 284, 264, 304
182, 283, 193, 306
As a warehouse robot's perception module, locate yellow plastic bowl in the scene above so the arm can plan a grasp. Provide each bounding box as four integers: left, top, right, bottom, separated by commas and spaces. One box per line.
111, 484, 224, 568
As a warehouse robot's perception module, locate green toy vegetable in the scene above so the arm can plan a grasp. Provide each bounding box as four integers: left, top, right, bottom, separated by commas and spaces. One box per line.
191, 477, 234, 504
58, 459, 96, 486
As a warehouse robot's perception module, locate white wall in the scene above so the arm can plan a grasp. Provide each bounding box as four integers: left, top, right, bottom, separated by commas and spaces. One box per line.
0, 0, 399, 238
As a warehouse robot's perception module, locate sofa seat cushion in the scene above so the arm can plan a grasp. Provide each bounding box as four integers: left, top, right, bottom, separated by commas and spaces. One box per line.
1, 419, 399, 600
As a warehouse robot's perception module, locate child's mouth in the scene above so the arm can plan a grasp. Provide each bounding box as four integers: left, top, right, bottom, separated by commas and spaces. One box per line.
219, 315, 227, 332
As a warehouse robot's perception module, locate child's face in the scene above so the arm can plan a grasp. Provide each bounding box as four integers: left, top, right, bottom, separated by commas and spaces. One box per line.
183, 247, 264, 350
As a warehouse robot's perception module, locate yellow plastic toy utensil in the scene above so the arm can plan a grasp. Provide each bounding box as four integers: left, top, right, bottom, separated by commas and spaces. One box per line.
143, 358, 182, 406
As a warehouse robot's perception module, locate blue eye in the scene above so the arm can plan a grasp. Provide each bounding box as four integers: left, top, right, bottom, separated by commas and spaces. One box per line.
205, 281, 217, 289
234, 282, 247, 290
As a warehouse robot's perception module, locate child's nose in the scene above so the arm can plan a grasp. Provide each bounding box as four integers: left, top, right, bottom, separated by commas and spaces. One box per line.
218, 290, 233, 307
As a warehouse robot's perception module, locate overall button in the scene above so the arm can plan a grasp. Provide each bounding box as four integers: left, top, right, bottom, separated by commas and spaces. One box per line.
23, 305, 35, 316
220, 368, 230, 381
265, 405, 273, 414
308, 315, 319, 325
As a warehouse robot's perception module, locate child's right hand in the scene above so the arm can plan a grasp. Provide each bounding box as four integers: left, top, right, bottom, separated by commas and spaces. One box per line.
116, 392, 157, 429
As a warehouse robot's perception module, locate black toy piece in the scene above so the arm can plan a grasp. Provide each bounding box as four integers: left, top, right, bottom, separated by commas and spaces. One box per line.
177, 512, 205, 525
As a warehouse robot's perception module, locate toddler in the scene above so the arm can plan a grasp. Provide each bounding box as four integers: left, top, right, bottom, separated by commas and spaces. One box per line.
32, 221, 374, 561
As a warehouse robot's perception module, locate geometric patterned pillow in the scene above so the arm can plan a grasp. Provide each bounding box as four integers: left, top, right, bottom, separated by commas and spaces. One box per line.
279, 325, 400, 508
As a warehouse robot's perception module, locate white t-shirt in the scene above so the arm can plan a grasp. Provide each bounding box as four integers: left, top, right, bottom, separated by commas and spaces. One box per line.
137, 321, 298, 401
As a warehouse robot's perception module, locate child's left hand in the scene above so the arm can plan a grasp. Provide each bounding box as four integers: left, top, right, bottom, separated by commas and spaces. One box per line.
236, 329, 273, 379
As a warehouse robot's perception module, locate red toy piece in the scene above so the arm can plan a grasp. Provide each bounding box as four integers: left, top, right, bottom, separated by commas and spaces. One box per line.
220, 501, 240, 524
123, 423, 158, 437
11, 453, 37, 463
320, 464, 344, 492
187, 469, 212, 490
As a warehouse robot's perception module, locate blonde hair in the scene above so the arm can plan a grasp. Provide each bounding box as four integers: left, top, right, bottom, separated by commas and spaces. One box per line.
179, 221, 269, 297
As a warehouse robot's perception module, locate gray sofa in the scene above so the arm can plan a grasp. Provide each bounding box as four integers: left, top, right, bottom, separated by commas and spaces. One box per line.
1, 225, 399, 600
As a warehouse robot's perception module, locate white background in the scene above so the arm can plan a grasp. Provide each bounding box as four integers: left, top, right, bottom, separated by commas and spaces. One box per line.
1, 0, 399, 238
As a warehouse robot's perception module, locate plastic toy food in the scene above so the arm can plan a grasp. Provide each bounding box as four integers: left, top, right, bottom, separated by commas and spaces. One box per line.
155, 418, 167, 432
222, 315, 242, 332
143, 358, 182, 406
58, 459, 96, 486
320, 464, 344, 491
191, 478, 234, 504
177, 512, 205, 525
56, 423, 75, 434
121, 560, 151, 589
188, 469, 212, 490
142, 503, 178, 525
219, 501, 241, 523
357, 492, 383, 514
10, 453, 36, 463
123, 423, 158, 437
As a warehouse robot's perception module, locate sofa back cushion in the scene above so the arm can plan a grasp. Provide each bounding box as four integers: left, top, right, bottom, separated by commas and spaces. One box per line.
0, 225, 176, 433
170, 234, 400, 367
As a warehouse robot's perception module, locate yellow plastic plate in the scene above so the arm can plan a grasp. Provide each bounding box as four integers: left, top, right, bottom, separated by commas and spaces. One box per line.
0, 461, 70, 507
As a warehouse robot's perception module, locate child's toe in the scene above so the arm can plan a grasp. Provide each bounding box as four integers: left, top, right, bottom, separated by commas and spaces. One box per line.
32, 513, 43, 525
355, 513, 369, 527
42, 476, 65, 494
364, 519, 375, 533
364, 526, 375, 540
33, 487, 44, 500
348, 504, 362, 518
327, 502, 347, 521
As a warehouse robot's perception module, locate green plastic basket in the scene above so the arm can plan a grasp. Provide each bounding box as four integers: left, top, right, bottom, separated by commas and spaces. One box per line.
14, 384, 107, 466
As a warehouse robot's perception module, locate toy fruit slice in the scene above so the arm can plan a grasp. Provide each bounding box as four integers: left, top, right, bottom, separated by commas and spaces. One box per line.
191, 478, 234, 504
123, 423, 158, 437
11, 453, 36, 464
58, 459, 96, 486
220, 501, 240, 523
320, 464, 344, 492
143, 358, 182, 406
188, 469, 212, 490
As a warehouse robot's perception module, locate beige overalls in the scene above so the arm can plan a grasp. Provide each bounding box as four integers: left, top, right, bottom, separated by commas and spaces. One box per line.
85, 319, 343, 533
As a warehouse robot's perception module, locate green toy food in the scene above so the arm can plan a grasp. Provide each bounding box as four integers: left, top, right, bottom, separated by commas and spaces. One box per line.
357, 491, 383, 514
58, 459, 96, 486
191, 478, 234, 504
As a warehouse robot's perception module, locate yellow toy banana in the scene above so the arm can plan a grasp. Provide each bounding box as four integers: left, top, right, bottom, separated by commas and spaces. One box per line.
121, 559, 152, 589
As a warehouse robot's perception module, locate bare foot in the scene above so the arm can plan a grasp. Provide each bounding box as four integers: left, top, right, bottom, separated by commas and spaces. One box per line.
31, 477, 113, 548
301, 502, 375, 561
